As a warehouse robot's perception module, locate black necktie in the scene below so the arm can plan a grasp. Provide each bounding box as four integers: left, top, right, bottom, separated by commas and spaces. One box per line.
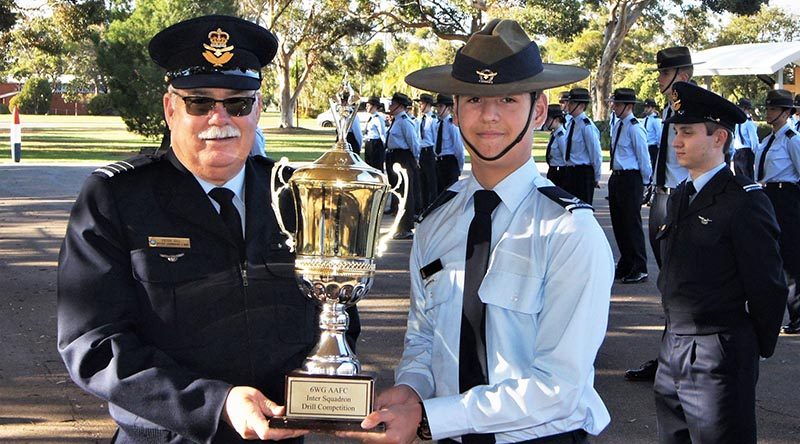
545, 132, 555, 165
209, 187, 245, 261
757, 134, 776, 181
610, 120, 623, 170
738, 124, 745, 146
460, 190, 501, 444
644, 116, 649, 133
435, 118, 445, 155
420, 115, 426, 139
655, 107, 672, 186
564, 120, 576, 161
386, 119, 395, 150
678, 181, 696, 219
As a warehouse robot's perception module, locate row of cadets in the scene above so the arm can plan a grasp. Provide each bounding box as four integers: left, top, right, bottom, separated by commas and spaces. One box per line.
544, 104, 568, 187
754, 89, 800, 335
561, 87, 603, 205
642, 98, 662, 173
731, 98, 760, 180
430, 94, 464, 194
415, 93, 439, 209
607, 88, 651, 285
363, 96, 387, 172
384, 92, 420, 240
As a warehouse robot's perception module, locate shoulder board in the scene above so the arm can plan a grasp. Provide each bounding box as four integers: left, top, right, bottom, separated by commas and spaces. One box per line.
537, 186, 593, 212
401, 114, 408, 120
555, 129, 564, 137
732, 174, 763, 193
416, 190, 458, 223
448, 116, 453, 122
92, 153, 160, 178
786, 128, 796, 139
630, 117, 639, 124
582, 117, 591, 125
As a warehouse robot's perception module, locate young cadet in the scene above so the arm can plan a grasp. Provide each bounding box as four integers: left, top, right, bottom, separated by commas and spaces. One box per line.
607, 88, 651, 284
732, 98, 759, 179
56, 15, 361, 442
625, 46, 698, 383
364, 96, 387, 171
754, 89, 800, 335
563, 87, 602, 205
416, 93, 439, 208
343, 18, 613, 443
385, 92, 421, 239
654, 81, 787, 444
432, 93, 464, 193
543, 104, 568, 187
558, 90, 573, 127
642, 98, 662, 172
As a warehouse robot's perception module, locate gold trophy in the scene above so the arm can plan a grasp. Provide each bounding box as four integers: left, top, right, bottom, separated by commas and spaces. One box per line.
268, 81, 407, 431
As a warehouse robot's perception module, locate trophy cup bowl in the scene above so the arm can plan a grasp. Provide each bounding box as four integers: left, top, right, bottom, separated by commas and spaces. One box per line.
268, 82, 407, 432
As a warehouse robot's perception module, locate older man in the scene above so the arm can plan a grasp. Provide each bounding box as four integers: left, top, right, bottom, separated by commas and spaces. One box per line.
57, 15, 357, 442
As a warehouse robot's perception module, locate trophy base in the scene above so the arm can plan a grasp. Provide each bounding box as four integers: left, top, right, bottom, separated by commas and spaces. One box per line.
275, 371, 382, 433
269, 417, 385, 433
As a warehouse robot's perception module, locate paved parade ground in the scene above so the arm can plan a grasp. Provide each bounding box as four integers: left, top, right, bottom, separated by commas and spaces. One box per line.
1, 163, 799, 443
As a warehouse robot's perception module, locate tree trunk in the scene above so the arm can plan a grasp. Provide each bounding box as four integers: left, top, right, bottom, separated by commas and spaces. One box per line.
593, 0, 652, 119
278, 50, 295, 129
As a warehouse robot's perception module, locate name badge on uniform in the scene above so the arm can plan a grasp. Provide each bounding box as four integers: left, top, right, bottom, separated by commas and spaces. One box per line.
148, 236, 191, 249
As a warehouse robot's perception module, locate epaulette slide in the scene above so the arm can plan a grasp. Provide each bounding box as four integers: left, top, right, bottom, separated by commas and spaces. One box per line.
93, 154, 158, 178
583, 117, 591, 125
416, 190, 458, 223
630, 117, 639, 124
786, 129, 796, 139
742, 184, 762, 193
537, 186, 593, 212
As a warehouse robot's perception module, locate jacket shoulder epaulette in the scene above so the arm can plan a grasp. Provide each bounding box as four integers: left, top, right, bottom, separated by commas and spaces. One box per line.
537, 186, 593, 212
630, 117, 639, 124
416, 190, 458, 223
732, 174, 763, 193
92, 153, 161, 178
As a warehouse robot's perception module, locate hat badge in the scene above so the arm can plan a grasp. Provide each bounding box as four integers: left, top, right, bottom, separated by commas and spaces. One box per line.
476, 69, 498, 84
671, 90, 682, 111
202, 28, 235, 67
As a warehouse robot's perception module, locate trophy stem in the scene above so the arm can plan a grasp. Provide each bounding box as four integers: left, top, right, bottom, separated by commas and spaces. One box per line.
301, 301, 360, 376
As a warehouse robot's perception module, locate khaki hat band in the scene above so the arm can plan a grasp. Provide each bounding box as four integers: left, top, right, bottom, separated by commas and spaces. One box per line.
451, 42, 544, 86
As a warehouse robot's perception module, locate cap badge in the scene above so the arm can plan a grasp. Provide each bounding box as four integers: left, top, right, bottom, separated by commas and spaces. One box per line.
202, 28, 234, 67
671, 90, 681, 111
476, 69, 498, 84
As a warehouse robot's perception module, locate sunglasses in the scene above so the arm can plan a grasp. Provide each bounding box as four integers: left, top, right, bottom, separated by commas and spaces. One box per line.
172, 92, 257, 117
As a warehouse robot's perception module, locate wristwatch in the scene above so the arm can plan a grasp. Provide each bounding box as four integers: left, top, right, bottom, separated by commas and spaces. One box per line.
416, 401, 432, 440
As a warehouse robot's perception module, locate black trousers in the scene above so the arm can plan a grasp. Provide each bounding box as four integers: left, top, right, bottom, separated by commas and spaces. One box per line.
385, 149, 418, 232
546, 166, 566, 188
364, 138, 385, 172
648, 145, 658, 173
419, 146, 438, 209
608, 171, 647, 276
436, 154, 461, 193
764, 183, 800, 323
654, 325, 759, 444
733, 148, 755, 180
346, 131, 361, 154
648, 188, 671, 269
561, 165, 595, 205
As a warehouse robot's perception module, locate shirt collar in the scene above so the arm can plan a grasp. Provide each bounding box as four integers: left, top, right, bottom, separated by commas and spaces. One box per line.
462, 158, 539, 214
194, 165, 246, 202
688, 162, 725, 194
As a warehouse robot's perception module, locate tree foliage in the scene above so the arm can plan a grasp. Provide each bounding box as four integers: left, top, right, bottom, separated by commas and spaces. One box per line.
0, 0, 15, 34
9, 77, 52, 114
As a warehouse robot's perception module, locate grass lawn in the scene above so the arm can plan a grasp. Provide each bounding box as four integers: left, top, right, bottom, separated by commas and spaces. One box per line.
0, 112, 571, 164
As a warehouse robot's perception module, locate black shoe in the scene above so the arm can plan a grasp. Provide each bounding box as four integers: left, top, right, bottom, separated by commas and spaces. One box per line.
392, 231, 414, 240
621, 272, 648, 284
782, 320, 800, 334
614, 268, 627, 280
624, 359, 658, 381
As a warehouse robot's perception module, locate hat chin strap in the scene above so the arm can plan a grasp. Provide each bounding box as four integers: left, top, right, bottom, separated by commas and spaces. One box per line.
767, 109, 789, 126
459, 93, 537, 162
660, 69, 680, 94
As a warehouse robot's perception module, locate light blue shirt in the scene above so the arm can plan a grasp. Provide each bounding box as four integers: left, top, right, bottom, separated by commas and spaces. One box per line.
642, 112, 662, 146
733, 117, 759, 150
194, 166, 246, 233
687, 162, 726, 204
660, 105, 689, 188
610, 114, 651, 183
565, 112, 603, 182
434, 115, 465, 171
396, 158, 613, 441
754, 122, 800, 183
418, 111, 436, 148
348, 116, 363, 150
386, 111, 420, 159
546, 126, 567, 167
365, 112, 386, 142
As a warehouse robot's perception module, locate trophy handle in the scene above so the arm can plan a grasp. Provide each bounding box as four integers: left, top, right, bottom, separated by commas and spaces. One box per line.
376, 163, 409, 256
270, 156, 296, 252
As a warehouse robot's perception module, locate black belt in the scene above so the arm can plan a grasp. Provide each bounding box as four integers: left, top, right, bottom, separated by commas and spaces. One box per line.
611, 169, 640, 176
764, 182, 799, 190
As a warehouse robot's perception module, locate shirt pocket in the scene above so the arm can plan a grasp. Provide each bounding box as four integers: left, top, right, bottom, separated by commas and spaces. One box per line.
766, 146, 790, 172
480, 271, 544, 315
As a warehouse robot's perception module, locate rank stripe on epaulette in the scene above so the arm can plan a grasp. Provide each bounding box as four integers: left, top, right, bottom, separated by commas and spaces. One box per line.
743, 184, 762, 192
92, 155, 158, 178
